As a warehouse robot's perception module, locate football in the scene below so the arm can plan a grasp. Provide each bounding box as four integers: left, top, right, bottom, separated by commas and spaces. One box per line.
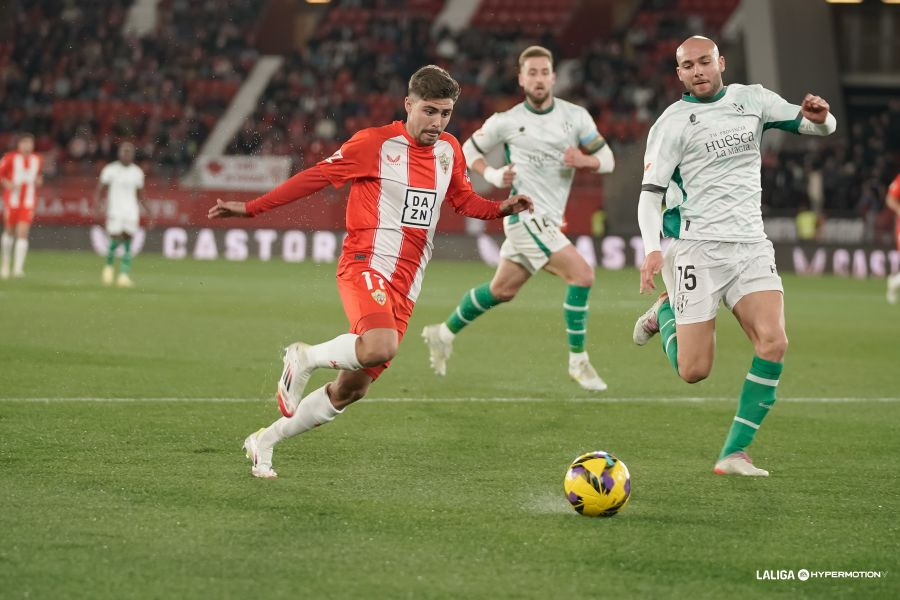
563, 451, 632, 517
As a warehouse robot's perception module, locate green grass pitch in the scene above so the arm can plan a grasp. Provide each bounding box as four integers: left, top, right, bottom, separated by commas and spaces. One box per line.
1, 251, 898, 599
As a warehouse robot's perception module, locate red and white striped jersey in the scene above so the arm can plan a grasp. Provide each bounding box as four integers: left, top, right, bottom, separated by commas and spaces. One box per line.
889, 173, 900, 236
0, 151, 43, 210
317, 121, 500, 301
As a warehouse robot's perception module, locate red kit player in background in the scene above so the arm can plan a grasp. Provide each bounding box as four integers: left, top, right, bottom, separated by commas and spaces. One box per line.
209, 65, 533, 478
1, 133, 43, 279
886, 173, 900, 304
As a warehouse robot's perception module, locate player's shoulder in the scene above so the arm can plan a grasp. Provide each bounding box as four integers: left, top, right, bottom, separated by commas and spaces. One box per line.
652, 99, 691, 129
347, 122, 404, 145
553, 97, 589, 115
489, 102, 530, 123
438, 130, 461, 149
729, 83, 776, 102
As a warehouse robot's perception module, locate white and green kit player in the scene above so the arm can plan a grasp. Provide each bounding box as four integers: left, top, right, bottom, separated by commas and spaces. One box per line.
422, 46, 615, 391
95, 142, 147, 288
633, 36, 836, 475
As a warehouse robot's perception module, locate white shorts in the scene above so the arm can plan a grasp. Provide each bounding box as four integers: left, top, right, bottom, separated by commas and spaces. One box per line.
499, 214, 571, 274
106, 213, 139, 236
662, 239, 783, 324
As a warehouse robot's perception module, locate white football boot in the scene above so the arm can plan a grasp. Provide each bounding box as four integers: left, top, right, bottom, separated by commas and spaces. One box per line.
116, 273, 134, 288
421, 324, 453, 376
277, 342, 314, 417
632, 292, 669, 346
102, 265, 114, 286
887, 278, 898, 305
714, 451, 769, 477
243, 429, 277, 479
568, 356, 608, 392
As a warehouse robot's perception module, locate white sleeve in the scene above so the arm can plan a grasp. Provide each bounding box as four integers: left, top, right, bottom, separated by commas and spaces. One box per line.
468, 113, 505, 156
641, 116, 682, 191
637, 189, 664, 253
99, 164, 113, 185
462, 137, 485, 168
798, 112, 836, 136
594, 144, 614, 174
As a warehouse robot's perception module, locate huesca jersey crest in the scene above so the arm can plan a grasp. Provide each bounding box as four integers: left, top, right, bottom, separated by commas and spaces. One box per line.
438, 152, 450, 174
371, 289, 387, 305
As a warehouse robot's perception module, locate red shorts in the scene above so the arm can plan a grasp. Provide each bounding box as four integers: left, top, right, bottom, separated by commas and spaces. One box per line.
4, 205, 34, 227
336, 256, 415, 381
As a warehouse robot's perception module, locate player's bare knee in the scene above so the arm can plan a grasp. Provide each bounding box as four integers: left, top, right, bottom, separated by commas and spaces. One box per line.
490, 285, 517, 303
678, 364, 710, 384
756, 334, 788, 362
357, 341, 397, 366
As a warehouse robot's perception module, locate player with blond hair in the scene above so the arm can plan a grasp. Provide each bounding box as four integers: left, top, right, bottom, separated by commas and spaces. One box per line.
422, 46, 615, 391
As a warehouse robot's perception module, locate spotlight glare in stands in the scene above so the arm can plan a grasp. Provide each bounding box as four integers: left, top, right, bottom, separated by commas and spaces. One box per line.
305, 0, 332, 3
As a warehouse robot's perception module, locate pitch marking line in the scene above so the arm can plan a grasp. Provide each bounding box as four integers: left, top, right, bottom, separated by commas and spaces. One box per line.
0, 397, 898, 404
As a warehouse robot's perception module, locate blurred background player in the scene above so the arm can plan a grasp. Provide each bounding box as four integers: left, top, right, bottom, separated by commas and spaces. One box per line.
632, 36, 836, 476
95, 142, 147, 288
422, 46, 615, 391
0, 133, 43, 279
886, 172, 900, 304
208, 66, 532, 478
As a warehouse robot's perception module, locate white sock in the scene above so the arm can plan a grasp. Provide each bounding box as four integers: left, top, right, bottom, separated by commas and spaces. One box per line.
438, 322, 455, 343
13, 238, 28, 274
0, 233, 12, 273
308, 333, 363, 370
258, 384, 342, 448
569, 351, 588, 365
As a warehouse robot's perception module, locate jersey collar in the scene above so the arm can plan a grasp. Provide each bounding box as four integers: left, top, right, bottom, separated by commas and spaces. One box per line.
523, 99, 555, 115
682, 86, 728, 104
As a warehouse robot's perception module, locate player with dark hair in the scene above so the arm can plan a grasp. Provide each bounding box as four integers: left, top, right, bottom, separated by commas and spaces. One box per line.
0, 133, 43, 279
210, 65, 533, 478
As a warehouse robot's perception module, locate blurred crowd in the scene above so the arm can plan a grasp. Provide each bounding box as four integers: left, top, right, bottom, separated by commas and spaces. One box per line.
761, 100, 900, 241
0, 0, 259, 178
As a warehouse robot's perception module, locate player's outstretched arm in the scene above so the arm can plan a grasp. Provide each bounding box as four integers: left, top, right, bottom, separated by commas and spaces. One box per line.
208, 165, 332, 219
208, 199, 250, 219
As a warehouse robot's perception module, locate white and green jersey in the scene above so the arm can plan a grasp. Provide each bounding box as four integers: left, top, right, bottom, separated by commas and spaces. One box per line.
642, 83, 805, 242
470, 97, 606, 226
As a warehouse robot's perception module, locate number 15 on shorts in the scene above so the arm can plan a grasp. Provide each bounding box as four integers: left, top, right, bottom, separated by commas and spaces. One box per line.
677, 264, 697, 291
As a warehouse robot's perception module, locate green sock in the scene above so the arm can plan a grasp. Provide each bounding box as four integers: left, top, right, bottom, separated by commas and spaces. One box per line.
658, 299, 678, 372
445, 282, 502, 334
120, 239, 133, 274
106, 239, 121, 266
719, 356, 783, 459
564, 285, 590, 353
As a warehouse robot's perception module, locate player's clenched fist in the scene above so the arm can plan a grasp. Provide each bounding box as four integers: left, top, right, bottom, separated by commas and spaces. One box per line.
800, 94, 829, 124
208, 198, 250, 219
